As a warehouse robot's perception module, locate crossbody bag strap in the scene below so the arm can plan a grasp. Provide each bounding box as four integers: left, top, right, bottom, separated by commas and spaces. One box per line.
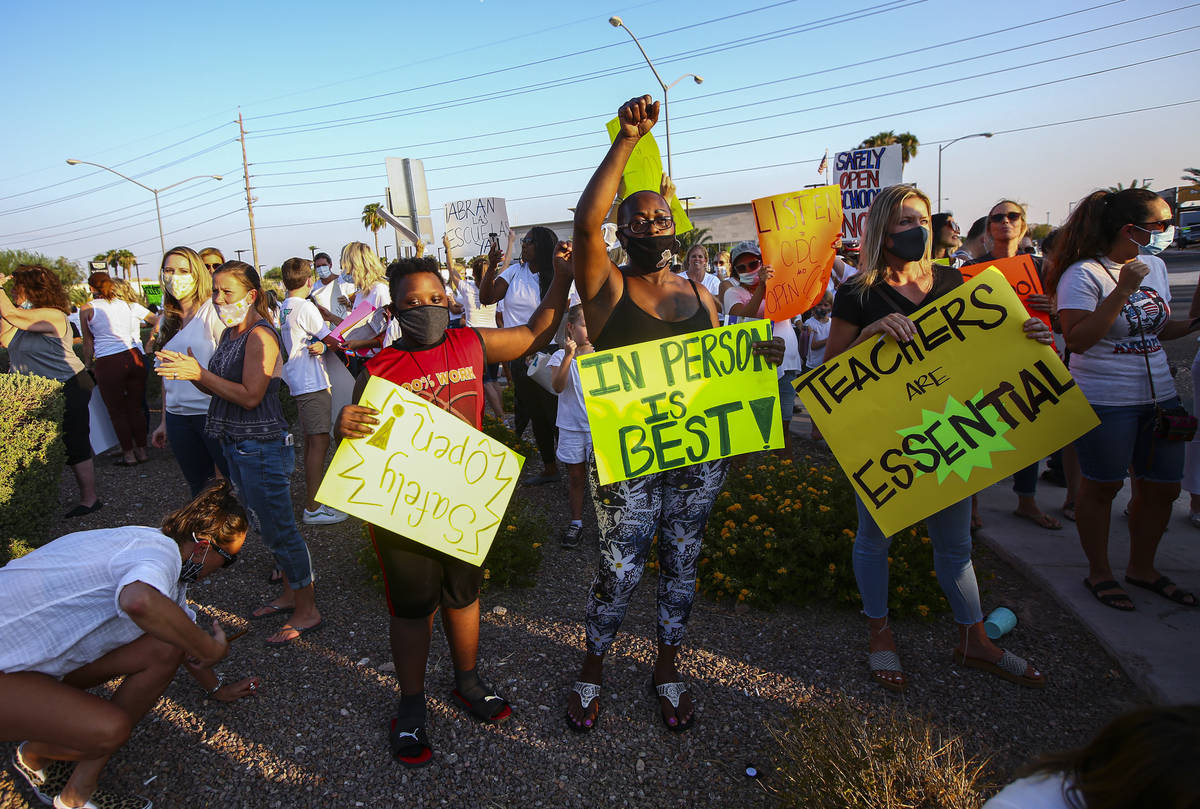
1100, 264, 1157, 402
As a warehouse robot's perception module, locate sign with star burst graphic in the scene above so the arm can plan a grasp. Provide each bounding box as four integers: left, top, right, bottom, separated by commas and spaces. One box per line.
796, 268, 1098, 536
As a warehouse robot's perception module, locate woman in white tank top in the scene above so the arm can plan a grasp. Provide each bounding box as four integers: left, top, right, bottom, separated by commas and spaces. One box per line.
81, 271, 148, 465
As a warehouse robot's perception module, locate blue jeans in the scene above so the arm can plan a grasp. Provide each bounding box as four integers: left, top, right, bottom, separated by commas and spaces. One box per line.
1012, 461, 1039, 498
851, 495, 983, 625
166, 412, 229, 497
1074, 398, 1186, 483
222, 436, 314, 589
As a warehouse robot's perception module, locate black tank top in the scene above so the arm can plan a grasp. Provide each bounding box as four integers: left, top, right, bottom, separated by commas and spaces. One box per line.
592, 278, 712, 351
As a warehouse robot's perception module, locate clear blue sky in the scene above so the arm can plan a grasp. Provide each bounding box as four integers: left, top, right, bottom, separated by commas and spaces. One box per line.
2, 0, 1197, 274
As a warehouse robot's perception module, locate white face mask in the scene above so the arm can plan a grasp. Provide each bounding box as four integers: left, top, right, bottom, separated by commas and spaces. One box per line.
216, 292, 254, 327
164, 273, 197, 300
316, 264, 333, 279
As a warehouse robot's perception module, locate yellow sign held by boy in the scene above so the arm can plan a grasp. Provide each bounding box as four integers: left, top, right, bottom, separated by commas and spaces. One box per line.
580, 320, 781, 485
316, 375, 524, 566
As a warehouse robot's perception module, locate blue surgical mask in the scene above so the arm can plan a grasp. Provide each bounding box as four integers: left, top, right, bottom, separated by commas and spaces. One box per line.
19, 300, 33, 310
1132, 225, 1174, 256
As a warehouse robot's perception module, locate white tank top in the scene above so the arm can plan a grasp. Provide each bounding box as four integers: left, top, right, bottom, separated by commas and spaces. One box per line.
87, 298, 138, 358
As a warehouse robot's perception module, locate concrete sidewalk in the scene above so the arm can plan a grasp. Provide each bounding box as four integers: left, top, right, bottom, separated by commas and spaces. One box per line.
788, 410, 1200, 704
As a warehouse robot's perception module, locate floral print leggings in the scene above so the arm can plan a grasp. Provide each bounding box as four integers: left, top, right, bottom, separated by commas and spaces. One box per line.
583, 458, 730, 656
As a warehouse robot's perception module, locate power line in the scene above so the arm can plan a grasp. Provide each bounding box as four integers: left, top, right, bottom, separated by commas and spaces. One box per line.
244, 0, 893, 123
246, 1, 927, 139
246, 0, 1139, 168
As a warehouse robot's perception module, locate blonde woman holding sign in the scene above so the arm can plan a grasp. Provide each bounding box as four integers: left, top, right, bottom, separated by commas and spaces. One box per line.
824, 184, 1051, 692
565, 95, 782, 734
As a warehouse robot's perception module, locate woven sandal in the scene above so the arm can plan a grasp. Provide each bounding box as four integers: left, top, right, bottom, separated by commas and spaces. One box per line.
868, 649, 907, 693
566, 681, 601, 733
648, 678, 695, 733
953, 648, 1047, 689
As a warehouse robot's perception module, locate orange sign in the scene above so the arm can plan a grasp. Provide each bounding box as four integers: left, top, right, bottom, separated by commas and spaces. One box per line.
752, 185, 843, 321
958, 255, 1050, 328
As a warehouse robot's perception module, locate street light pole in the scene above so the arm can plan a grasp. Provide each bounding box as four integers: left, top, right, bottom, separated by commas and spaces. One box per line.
608, 16, 702, 179
935, 132, 992, 213
66, 158, 222, 262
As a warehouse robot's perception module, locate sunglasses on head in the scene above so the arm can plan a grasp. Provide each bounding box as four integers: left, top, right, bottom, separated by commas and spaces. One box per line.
989, 211, 1023, 224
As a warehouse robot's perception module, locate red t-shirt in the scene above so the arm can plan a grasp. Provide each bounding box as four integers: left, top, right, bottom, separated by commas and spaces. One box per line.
364, 328, 486, 428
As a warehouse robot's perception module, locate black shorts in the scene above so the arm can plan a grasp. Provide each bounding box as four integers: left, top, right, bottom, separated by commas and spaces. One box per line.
367, 523, 484, 618
483, 362, 500, 383
63, 371, 95, 466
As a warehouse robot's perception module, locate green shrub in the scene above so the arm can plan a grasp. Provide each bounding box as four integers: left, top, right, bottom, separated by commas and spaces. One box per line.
695, 454, 947, 618
771, 697, 992, 809
0, 374, 67, 563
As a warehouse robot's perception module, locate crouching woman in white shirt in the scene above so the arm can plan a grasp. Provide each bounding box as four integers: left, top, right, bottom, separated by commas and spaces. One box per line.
0, 482, 259, 809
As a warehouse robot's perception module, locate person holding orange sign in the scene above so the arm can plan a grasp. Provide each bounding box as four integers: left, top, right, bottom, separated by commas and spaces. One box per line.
964, 200, 1061, 531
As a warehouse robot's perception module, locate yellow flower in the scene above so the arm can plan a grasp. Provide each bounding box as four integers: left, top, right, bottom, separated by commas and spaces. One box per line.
740, 588, 750, 595
828, 563, 836, 573
764, 542, 772, 549
921, 536, 931, 544
842, 529, 855, 537
917, 604, 930, 617
505, 525, 516, 532
720, 528, 730, 539
748, 515, 758, 523
532, 542, 542, 549
776, 567, 788, 574
818, 505, 830, 512
728, 548, 736, 556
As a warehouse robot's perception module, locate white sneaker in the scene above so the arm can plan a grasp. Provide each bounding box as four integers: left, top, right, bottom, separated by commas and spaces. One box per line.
303, 505, 348, 525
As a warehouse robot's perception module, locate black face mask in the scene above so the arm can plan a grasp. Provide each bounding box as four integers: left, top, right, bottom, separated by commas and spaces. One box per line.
397, 304, 450, 346
621, 233, 679, 275
886, 226, 929, 262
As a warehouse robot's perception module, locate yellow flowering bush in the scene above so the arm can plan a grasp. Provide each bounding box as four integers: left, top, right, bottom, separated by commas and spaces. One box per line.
697, 454, 947, 618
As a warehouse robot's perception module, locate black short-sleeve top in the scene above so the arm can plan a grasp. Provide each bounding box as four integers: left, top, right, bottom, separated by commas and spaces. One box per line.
831, 265, 964, 329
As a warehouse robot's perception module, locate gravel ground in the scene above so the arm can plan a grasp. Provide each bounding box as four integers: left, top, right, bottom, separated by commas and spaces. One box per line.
1, 434, 1145, 809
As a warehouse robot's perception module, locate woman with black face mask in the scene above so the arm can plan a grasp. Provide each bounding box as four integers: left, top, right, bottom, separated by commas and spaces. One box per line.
564, 95, 784, 735
335, 251, 573, 769
824, 185, 1053, 694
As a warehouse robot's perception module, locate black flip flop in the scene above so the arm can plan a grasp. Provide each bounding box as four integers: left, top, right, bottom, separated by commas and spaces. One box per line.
1125, 575, 1198, 607
247, 604, 295, 621
64, 500, 104, 519
264, 619, 324, 646
1083, 578, 1135, 611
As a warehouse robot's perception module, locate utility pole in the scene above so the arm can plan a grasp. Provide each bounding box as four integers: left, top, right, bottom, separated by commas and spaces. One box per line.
238, 111, 260, 272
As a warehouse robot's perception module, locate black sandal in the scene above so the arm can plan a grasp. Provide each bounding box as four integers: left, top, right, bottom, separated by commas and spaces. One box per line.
388, 717, 432, 768
1125, 575, 1198, 607
451, 686, 512, 724
1084, 578, 1135, 611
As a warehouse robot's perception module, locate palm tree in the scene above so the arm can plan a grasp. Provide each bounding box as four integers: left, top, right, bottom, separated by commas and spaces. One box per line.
361, 204, 386, 256
116, 250, 136, 282
308, 245, 319, 260
1182, 167, 1200, 185
1106, 179, 1150, 192
103, 249, 121, 279
675, 226, 712, 260
858, 131, 920, 164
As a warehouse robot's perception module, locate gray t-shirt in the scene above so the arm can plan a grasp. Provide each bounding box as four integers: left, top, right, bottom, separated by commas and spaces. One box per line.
1056, 254, 1174, 406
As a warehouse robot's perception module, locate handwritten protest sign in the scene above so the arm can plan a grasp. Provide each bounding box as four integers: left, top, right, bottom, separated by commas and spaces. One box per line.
328, 300, 376, 343
579, 320, 781, 485
835, 144, 902, 242
753, 185, 843, 321
958, 254, 1051, 328
795, 269, 1097, 536
316, 376, 524, 565
605, 117, 693, 235
443, 197, 509, 255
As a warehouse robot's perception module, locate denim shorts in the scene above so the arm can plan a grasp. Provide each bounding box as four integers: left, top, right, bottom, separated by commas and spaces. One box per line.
1074, 398, 1185, 484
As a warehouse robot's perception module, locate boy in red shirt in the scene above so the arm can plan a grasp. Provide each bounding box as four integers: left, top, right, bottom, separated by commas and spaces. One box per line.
336, 242, 572, 767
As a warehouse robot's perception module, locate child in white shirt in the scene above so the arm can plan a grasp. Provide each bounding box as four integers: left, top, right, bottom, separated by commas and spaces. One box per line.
279, 257, 346, 526
548, 305, 592, 548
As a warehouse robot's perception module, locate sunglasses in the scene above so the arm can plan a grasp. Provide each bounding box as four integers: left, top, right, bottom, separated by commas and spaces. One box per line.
204, 262, 221, 269
734, 258, 762, 274
988, 211, 1023, 224
1134, 220, 1172, 233
209, 542, 238, 568
621, 216, 674, 236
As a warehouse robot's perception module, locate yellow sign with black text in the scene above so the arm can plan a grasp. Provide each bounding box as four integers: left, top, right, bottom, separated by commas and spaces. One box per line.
580, 320, 782, 485
316, 376, 524, 566
796, 269, 1097, 536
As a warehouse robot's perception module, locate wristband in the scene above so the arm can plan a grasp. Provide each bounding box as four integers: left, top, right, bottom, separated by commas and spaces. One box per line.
205, 676, 223, 699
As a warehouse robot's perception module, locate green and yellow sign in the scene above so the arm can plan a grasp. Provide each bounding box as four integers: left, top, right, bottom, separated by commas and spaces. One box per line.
580, 320, 782, 484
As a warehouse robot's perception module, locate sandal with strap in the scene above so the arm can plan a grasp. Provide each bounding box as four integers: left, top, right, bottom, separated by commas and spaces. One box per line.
565, 681, 601, 733
452, 685, 512, 724
1083, 578, 1135, 612
867, 619, 907, 692
388, 717, 433, 769
1124, 575, 1199, 607
953, 637, 1047, 689
648, 678, 695, 733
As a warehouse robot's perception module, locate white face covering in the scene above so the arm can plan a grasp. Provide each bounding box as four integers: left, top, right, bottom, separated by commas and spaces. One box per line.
164, 273, 197, 300
216, 292, 254, 327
